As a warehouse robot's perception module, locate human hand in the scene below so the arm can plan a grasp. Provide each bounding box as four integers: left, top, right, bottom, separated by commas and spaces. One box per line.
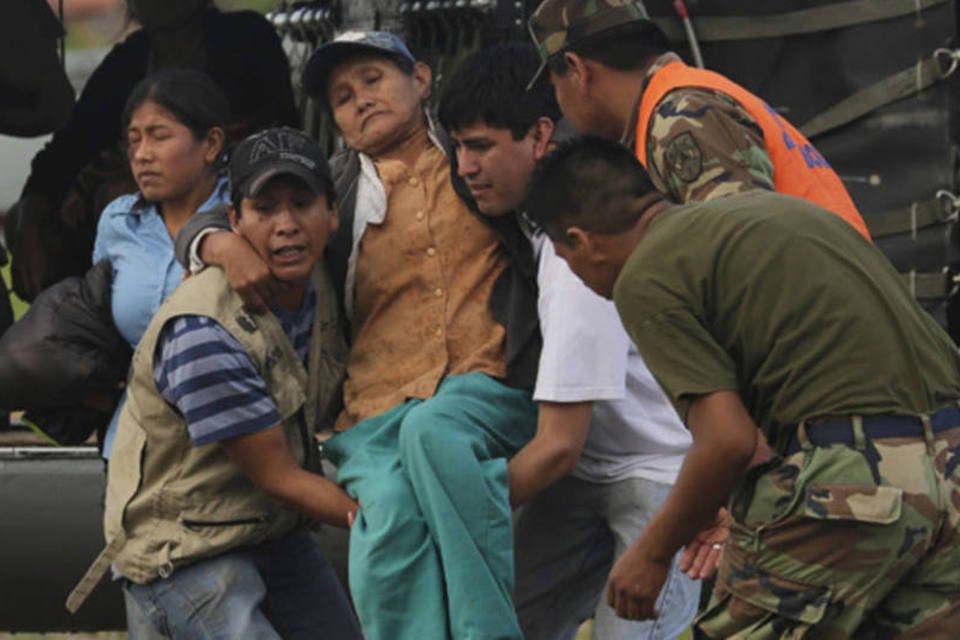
346, 499, 361, 528
205, 231, 282, 312
606, 542, 670, 620
679, 507, 730, 579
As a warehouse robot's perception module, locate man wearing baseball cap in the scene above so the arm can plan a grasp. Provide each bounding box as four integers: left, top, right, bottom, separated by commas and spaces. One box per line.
174, 32, 541, 640
527, 0, 870, 240
73, 127, 363, 639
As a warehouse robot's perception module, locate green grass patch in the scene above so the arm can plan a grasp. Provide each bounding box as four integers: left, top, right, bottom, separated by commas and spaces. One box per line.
2, 261, 28, 321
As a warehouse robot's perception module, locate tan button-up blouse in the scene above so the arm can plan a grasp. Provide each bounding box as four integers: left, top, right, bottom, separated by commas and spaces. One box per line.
335, 145, 507, 430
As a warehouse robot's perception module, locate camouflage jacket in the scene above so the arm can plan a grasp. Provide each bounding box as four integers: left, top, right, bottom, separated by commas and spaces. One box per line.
621, 52, 775, 204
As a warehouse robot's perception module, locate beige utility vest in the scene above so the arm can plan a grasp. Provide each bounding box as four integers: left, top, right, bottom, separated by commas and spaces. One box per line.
67, 265, 348, 613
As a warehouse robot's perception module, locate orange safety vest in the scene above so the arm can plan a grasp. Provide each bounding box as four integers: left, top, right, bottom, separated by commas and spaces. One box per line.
636, 61, 871, 241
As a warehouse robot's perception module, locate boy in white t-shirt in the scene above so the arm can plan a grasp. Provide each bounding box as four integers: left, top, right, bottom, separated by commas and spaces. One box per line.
439, 42, 720, 639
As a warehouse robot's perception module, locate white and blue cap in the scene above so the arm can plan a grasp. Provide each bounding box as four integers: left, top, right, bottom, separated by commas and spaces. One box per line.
302, 30, 416, 100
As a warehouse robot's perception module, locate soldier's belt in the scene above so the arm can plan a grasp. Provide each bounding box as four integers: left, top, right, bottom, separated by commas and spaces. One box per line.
783, 404, 960, 456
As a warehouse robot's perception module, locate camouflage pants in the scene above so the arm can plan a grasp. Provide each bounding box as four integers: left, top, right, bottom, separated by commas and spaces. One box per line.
697, 417, 960, 639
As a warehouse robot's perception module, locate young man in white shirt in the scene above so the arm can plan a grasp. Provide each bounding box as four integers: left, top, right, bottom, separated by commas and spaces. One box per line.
438, 42, 718, 639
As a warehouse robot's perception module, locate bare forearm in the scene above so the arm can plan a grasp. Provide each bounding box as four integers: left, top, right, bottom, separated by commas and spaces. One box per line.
223, 428, 357, 527
265, 469, 358, 528
639, 436, 750, 563
634, 392, 756, 562
508, 438, 577, 508
508, 401, 592, 508
604, 430, 747, 621
604, 395, 756, 620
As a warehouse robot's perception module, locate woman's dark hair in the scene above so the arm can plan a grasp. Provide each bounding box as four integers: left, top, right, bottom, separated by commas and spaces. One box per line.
122, 68, 231, 151
546, 21, 670, 77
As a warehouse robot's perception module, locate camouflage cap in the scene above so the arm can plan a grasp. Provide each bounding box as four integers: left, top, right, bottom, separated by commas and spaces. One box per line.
527, 0, 650, 89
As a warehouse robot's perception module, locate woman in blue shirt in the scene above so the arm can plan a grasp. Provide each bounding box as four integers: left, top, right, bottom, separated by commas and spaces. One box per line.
95, 68, 231, 455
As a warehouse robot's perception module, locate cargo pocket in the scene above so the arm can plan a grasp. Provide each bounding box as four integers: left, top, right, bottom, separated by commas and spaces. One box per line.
175, 510, 272, 565
697, 568, 833, 639
802, 484, 902, 524
179, 512, 271, 533
700, 484, 903, 638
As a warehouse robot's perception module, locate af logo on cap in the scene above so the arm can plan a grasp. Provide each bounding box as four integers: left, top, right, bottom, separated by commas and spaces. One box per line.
248, 130, 309, 164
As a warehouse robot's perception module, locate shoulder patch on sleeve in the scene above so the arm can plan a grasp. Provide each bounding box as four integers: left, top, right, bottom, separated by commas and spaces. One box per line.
664, 132, 703, 183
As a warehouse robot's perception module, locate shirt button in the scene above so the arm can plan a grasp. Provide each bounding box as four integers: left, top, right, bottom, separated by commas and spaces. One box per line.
435, 327, 443, 337
426, 247, 436, 257
434, 288, 443, 297
408, 177, 419, 187
416, 210, 424, 221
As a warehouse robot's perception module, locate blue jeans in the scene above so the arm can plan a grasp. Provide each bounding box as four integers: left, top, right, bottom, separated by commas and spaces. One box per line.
515, 475, 701, 640
324, 372, 538, 640
123, 531, 361, 640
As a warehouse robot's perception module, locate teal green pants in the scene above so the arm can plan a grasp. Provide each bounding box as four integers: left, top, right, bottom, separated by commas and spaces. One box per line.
323, 372, 537, 640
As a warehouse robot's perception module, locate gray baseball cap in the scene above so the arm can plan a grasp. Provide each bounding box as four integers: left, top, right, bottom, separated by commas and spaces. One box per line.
230, 127, 332, 199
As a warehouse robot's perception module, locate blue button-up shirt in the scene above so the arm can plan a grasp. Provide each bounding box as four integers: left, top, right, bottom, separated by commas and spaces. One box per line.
94, 176, 230, 456
94, 176, 230, 347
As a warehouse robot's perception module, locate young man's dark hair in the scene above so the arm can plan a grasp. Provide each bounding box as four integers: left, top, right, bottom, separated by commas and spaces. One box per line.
525, 134, 662, 241
438, 41, 560, 139
545, 20, 670, 77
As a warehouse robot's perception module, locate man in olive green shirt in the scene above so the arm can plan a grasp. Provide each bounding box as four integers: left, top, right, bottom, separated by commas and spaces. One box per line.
523, 135, 960, 638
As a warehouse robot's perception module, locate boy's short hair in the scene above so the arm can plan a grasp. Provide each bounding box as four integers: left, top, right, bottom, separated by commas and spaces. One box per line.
438, 42, 560, 140
524, 135, 659, 242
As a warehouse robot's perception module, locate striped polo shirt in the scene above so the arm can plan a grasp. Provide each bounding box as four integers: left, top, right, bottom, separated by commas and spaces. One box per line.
153, 286, 316, 446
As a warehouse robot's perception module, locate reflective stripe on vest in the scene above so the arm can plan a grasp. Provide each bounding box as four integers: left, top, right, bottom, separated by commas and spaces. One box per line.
635, 61, 871, 241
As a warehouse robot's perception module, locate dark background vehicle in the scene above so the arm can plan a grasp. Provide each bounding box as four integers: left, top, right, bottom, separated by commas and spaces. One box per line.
0, 432, 352, 632
1, 0, 957, 632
